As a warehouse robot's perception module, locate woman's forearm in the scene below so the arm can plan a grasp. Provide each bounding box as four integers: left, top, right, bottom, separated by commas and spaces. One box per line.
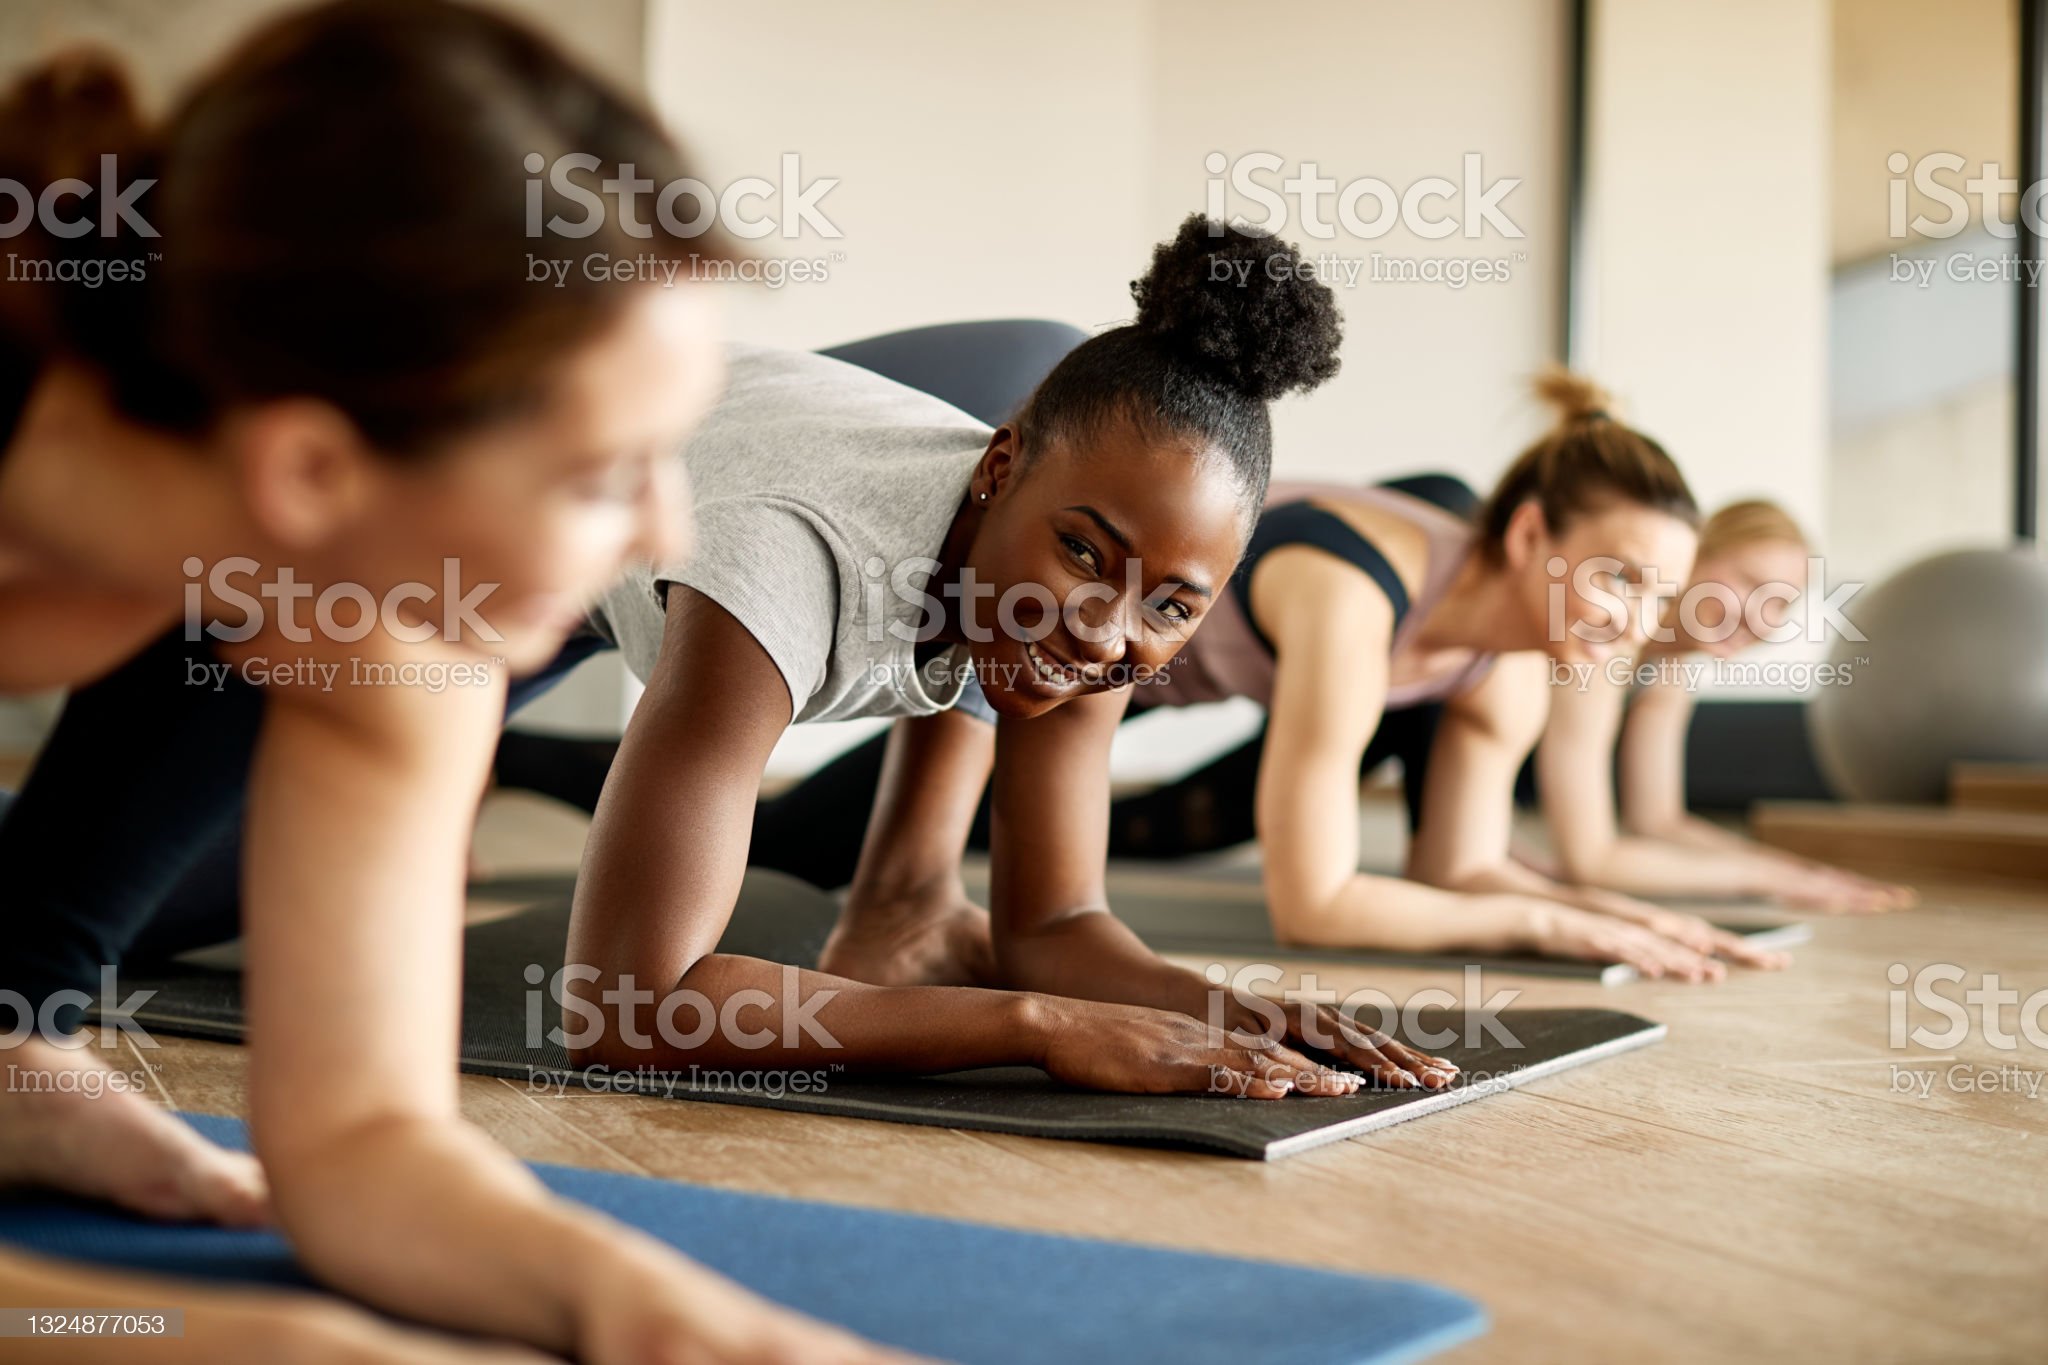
260, 1114, 605, 1353
1279, 872, 1539, 955
995, 908, 1212, 1017
568, 953, 1055, 1073
1651, 812, 1759, 851
846, 711, 994, 906
1559, 831, 1778, 899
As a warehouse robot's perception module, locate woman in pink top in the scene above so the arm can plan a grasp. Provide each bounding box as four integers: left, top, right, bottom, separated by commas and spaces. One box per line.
1102, 371, 1788, 980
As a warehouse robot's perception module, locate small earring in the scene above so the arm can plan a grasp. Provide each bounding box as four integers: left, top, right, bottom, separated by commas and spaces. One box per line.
979, 492, 989, 504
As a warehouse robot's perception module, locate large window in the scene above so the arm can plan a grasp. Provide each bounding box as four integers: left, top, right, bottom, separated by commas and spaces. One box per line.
1829, 0, 2026, 582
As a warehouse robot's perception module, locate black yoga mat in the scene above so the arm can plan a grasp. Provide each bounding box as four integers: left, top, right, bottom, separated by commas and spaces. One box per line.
111, 871, 1665, 1161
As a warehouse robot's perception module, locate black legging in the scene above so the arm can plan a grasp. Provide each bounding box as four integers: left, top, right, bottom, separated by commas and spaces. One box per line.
0, 629, 606, 1033
492, 699, 1445, 890
0, 630, 263, 1033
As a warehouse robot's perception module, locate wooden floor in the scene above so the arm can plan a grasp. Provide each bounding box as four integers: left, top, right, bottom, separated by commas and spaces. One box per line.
135, 792, 2048, 1364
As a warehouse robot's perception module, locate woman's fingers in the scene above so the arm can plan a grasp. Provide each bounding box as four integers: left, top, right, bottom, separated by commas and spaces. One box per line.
1373, 1034, 1461, 1088
1187, 1060, 1297, 1100
1331, 1022, 1459, 1090
1331, 1037, 1421, 1090
1158, 1039, 1322, 1100
1644, 910, 1721, 954
1842, 873, 1917, 913
1783, 864, 1914, 914
1655, 912, 1786, 971
1242, 1036, 1364, 1096
1288, 1009, 1458, 1091
1658, 932, 1724, 982
1218, 1002, 1462, 1096
1254, 1050, 1361, 1097
1609, 922, 1720, 982
1705, 926, 1789, 969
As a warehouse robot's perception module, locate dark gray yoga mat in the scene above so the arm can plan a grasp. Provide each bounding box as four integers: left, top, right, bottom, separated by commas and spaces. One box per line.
113, 871, 1665, 1161
469, 868, 1808, 986
960, 865, 1813, 987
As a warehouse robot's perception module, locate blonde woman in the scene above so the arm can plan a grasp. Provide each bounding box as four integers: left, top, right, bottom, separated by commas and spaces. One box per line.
1537, 500, 1915, 912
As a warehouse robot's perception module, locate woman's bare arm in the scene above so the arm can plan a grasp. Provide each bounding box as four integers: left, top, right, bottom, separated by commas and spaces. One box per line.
562, 588, 1357, 1096
1615, 668, 1915, 911
846, 709, 994, 909
243, 670, 590, 1344
1542, 659, 1779, 897
564, 587, 1059, 1075
238, 637, 905, 1363
982, 674, 1450, 1089
1249, 552, 1558, 956
985, 683, 1190, 1007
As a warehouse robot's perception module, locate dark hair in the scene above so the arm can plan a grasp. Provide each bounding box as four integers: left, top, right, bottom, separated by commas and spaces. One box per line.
1013, 213, 1343, 515
1473, 368, 1699, 560
0, 0, 729, 456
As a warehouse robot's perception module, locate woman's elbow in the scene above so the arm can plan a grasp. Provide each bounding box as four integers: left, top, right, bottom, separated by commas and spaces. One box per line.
1265, 883, 1376, 949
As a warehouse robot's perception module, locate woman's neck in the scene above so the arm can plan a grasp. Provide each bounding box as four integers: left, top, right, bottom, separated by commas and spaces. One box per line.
1409, 547, 1541, 656
923, 491, 989, 649
0, 362, 252, 599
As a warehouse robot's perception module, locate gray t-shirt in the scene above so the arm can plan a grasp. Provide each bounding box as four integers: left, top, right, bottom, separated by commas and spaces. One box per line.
590, 343, 992, 724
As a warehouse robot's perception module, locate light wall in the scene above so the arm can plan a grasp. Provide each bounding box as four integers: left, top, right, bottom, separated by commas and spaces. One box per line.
1832, 0, 2016, 268
1144, 2, 1570, 489
645, 0, 1573, 771
1578, 0, 1833, 541
0, 0, 646, 100
648, 0, 1568, 494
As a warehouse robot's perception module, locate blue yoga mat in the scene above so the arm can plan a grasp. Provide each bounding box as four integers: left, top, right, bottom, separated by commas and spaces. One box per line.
0, 1115, 1485, 1365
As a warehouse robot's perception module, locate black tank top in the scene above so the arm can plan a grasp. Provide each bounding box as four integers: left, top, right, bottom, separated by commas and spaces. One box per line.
1228, 473, 1480, 655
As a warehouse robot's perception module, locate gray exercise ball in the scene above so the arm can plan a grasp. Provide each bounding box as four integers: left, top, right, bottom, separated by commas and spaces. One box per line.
1807, 546, 2048, 802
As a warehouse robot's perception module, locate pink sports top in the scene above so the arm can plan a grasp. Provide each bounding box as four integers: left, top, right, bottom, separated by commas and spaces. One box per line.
1138, 480, 1496, 712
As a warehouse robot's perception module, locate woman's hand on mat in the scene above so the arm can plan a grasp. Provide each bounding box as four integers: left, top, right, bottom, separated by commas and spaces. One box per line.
1037, 998, 1368, 1099
1522, 901, 1726, 981
1218, 997, 1459, 1091
1575, 890, 1791, 971
1767, 859, 1916, 915
581, 1238, 931, 1365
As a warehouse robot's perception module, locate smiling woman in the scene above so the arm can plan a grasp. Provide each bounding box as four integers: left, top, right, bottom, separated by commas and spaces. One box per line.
555, 213, 1465, 1100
